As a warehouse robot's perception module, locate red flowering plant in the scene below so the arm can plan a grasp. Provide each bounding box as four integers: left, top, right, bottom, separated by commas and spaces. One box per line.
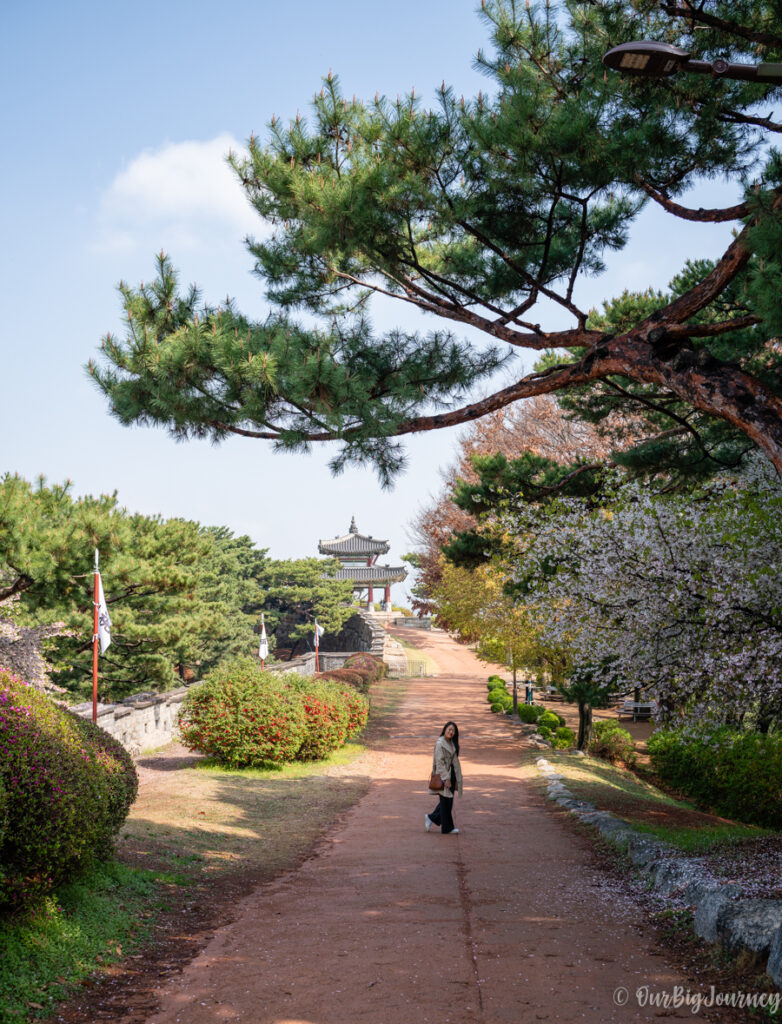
291, 680, 350, 761
178, 659, 307, 768
337, 686, 369, 738
0, 668, 138, 910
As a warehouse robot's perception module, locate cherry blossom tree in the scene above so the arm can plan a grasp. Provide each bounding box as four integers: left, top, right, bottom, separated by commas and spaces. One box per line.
502, 457, 782, 732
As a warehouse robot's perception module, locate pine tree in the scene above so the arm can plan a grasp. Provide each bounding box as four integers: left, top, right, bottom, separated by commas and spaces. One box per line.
89, 1, 782, 483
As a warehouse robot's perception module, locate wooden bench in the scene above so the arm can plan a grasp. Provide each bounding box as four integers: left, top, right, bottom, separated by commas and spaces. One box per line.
617, 699, 656, 722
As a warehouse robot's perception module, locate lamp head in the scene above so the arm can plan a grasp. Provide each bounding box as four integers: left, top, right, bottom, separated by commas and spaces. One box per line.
603, 41, 690, 78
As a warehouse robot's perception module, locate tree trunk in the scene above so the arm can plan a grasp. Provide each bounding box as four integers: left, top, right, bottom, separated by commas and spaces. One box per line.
512, 666, 518, 715
577, 702, 593, 751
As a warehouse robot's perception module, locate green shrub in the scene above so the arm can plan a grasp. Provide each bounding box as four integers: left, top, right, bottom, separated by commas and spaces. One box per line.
537, 725, 553, 740
516, 703, 545, 723
589, 722, 636, 764
0, 669, 138, 911
537, 711, 562, 731
487, 687, 507, 702
553, 727, 576, 749
648, 728, 782, 828
488, 674, 505, 685
178, 659, 308, 768
490, 702, 505, 714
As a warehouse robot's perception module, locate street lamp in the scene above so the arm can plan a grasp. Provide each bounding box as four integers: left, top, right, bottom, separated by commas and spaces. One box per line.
603, 41, 782, 85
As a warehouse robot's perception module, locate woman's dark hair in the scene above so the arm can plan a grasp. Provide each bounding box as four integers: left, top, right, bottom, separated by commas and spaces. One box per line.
440, 721, 459, 754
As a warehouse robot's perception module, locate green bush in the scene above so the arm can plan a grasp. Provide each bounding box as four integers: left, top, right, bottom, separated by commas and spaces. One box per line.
487, 687, 507, 703
488, 674, 505, 685
0, 669, 138, 911
178, 659, 308, 768
537, 725, 553, 740
490, 702, 505, 714
553, 727, 576, 750
648, 728, 782, 828
537, 711, 563, 732
589, 722, 636, 764
516, 703, 545, 723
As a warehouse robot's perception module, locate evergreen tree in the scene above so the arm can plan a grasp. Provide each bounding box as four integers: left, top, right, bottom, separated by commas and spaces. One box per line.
256, 557, 354, 657
90, 1, 782, 483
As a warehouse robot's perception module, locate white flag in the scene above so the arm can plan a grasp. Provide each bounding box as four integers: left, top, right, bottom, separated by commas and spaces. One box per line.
314, 621, 325, 645
97, 573, 112, 654
258, 615, 268, 660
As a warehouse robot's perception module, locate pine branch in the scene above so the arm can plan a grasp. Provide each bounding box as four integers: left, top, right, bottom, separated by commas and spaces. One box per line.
661, 2, 782, 49
635, 176, 749, 223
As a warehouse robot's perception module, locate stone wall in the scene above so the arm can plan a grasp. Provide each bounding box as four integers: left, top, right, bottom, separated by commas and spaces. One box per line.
71, 688, 193, 758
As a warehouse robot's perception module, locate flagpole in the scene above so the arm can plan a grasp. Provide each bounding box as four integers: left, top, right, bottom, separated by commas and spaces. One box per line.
315, 621, 320, 673
92, 549, 99, 724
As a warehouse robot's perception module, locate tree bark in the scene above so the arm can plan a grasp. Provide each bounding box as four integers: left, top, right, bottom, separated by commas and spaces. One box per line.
577, 702, 593, 751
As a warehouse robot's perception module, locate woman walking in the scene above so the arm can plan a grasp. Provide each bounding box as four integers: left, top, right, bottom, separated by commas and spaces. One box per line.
425, 721, 462, 834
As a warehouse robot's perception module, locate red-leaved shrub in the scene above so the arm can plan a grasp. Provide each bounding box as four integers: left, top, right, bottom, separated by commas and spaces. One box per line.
178, 660, 307, 768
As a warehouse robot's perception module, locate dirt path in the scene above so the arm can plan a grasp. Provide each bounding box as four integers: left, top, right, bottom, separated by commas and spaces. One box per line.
133, 628, 709, 1024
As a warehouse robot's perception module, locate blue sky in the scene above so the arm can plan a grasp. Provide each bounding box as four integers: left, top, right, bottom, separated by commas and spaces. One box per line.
1, 2, 737, 602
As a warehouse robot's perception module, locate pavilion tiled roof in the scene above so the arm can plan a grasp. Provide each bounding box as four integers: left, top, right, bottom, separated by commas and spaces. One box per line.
335, 566, 407, 584
318, 516, 390, 556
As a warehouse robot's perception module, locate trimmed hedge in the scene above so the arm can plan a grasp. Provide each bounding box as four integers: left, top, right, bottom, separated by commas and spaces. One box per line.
0, 669, 138, 911
648, 727, 782, 828
516, 704, 544, 723
538, 710, 566, 731
179, 659, 369, 768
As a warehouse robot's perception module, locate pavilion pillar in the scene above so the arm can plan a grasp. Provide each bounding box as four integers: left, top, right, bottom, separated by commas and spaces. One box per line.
368, 585, 374, 609
384, 585, 391, 607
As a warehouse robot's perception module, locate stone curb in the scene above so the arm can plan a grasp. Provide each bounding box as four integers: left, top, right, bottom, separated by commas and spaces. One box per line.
534, 757, 782, 986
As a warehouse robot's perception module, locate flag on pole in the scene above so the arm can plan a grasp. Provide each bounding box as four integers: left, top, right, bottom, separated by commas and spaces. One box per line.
97, 572, 112, 654
258, 614, 268, 662
314, 620, 324, 672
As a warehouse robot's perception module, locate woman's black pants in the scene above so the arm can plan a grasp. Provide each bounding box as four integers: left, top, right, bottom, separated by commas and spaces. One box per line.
428, 794, 455, 833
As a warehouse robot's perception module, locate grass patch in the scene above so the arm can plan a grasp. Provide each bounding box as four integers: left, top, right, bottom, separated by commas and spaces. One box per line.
535, 751, 746, 831
629, 821, 774, 854
193, 740, 366, 778
0, 861, 177, 1024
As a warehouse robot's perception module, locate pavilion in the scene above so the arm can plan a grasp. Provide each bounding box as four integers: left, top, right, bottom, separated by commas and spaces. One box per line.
318, 517, 408, 609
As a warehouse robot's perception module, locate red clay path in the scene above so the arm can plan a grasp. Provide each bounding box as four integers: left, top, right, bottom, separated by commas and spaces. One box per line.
143, 628, 699, 1024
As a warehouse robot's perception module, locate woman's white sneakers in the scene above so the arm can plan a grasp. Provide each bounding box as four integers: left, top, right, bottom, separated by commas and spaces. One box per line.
424, 814, 432, 831
448, 829, 460, 834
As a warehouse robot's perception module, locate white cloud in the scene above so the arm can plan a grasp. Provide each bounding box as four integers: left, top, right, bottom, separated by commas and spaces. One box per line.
94, 134, 265, 254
